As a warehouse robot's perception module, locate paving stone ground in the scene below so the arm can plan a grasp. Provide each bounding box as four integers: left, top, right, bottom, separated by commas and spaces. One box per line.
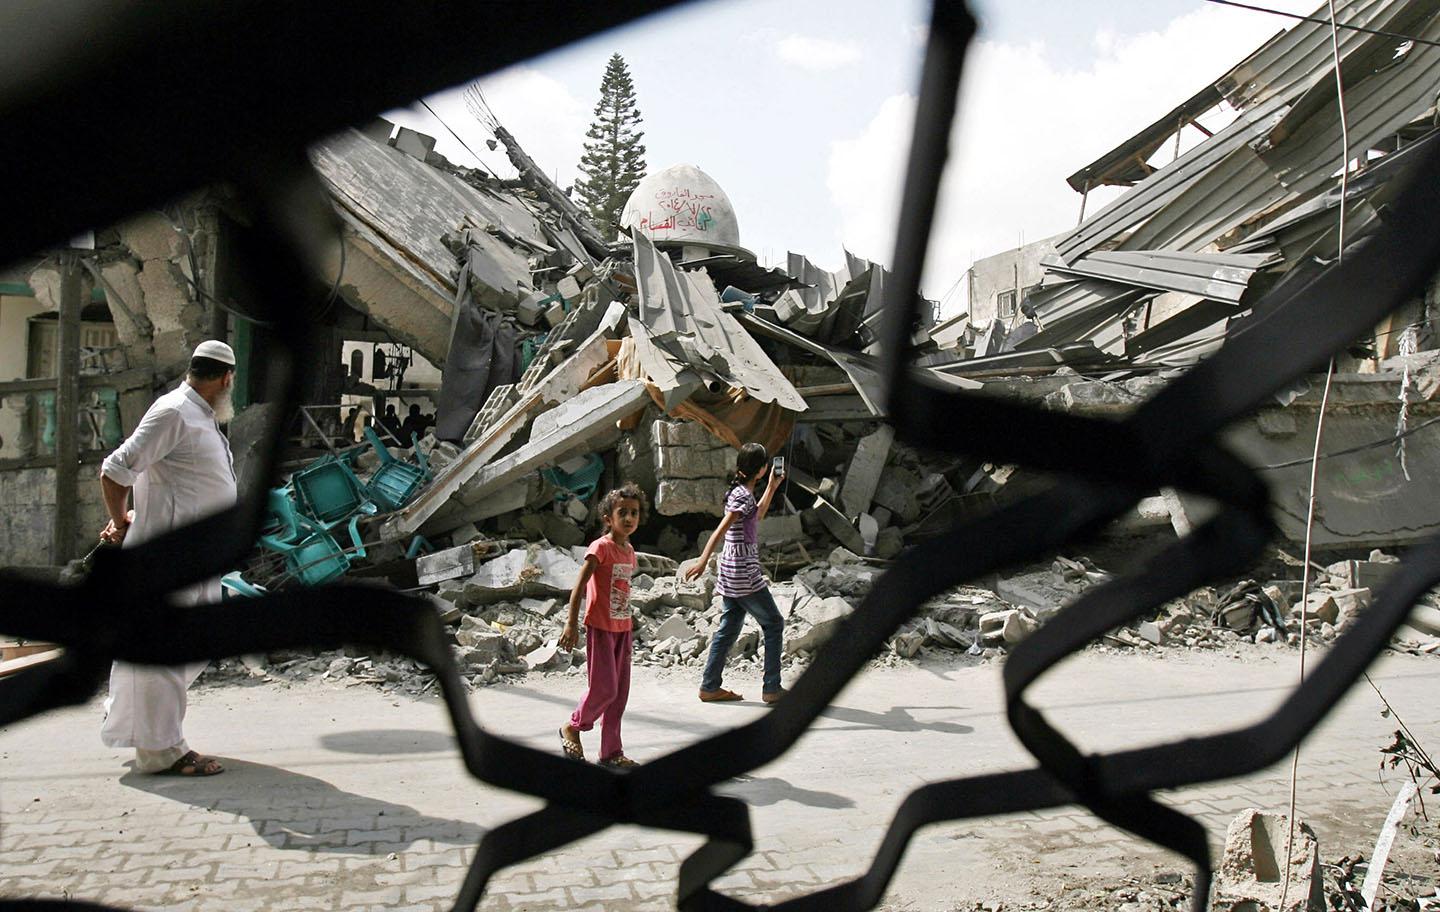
1, 648, 1437, 910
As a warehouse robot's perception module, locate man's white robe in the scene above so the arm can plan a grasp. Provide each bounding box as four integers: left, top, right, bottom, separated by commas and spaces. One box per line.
98, 383, 236, 769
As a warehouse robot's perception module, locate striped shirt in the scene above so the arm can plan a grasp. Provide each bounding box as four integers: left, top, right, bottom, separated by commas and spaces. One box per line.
716, 485, 765, 597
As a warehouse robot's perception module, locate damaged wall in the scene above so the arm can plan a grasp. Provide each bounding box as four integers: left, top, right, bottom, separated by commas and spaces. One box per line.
0, 462, 107, 566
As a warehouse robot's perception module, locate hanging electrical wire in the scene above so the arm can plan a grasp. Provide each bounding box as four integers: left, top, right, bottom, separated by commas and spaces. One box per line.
1281, 2, 1349, 907
1204, 0, 1440, 49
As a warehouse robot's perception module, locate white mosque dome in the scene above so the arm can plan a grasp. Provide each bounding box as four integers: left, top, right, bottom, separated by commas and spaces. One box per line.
620, 163, 750, 258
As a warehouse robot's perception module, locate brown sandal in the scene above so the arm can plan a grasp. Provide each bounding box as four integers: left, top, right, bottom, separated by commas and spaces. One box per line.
599, 754, 639, 768
162, 751, 224, 776
699, 688, 744, 703
559, 726, 585, 761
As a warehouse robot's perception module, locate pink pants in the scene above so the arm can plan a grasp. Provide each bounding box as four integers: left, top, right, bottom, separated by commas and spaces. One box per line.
569, 625, 632, 761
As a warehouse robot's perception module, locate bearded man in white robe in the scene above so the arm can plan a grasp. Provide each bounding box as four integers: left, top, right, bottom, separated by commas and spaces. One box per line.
97, 339, 239, 776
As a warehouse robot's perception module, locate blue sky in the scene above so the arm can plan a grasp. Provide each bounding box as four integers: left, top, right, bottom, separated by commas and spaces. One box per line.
385, 0, 1315, 311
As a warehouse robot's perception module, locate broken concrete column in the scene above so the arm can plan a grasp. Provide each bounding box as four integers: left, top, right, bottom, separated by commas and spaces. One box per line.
873, 466, 922, 524
811, 496, 865, 554
840, 425, 894, 518
1213, 809, 1323, 912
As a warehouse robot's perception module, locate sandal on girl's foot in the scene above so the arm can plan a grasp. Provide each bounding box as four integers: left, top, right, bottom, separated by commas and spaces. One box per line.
762, 688, 787, 705
559, 726, 585, 761
599, 754, 639, 768
161, 751, 224, 776
699, 688, 743, 702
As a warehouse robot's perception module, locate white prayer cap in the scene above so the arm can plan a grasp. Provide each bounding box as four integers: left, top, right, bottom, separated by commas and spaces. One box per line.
192, 339, 236, 365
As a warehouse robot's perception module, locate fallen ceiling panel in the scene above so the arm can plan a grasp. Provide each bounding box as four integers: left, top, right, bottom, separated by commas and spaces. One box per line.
632, 231, 807, 412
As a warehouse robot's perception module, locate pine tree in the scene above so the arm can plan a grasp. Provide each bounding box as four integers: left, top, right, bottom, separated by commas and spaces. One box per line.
575, 54, 647, 240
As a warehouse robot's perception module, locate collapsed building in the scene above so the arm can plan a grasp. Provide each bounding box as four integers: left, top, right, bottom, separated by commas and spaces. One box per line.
8, 0, 1440, 683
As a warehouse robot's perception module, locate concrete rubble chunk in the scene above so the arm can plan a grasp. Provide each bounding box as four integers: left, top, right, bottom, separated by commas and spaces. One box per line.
656, 445, 733, 479
1326, 587, 1370, 623
787, 596, 854, 654
872, 466, 922, 523
892, 629, 925, 658
922, 617, 970, 649
1348, 558, 1398, 592
812, 496, 866, 554
461, 546, 582, 604
758, 514, 803, 546
979, 608, 1038, 646
857, 512, 879, 556
630, 574, 710, 615
875, 526, 905, 559
656, 478, 728, 517
1214, 809, 1323, 912
523, 643, 570, 672
455, 622, 514, 665
840, 425, 894, 518
1297, 593, 1339, 626
1136, 621, 1164, 646
654, 615, 698, 642
519, 597, 563, 618
992, 569, 1086, 623
1002, 610, 1039, 645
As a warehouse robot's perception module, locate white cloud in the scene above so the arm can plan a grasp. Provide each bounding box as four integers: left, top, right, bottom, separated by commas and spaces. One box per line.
385, 66, 590, 188
826, 0, 1319, 306
776, 35, 863, 71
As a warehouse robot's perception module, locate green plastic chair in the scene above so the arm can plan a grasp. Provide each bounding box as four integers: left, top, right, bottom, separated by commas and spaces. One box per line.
292, 453, 377, 526
258, 486, 364, 586
361, 427, 432, 512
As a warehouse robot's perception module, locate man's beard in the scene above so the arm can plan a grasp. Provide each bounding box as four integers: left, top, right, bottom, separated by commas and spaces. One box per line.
213, 386, 235, 424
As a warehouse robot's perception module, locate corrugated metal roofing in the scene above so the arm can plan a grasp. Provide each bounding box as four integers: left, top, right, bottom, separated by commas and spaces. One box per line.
632, 231, 808, 412
1054, 0, 1437, 263
1042, 250, 1276, 303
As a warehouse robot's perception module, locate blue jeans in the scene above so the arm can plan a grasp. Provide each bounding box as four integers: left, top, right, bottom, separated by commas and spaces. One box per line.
701, 587, 783, 694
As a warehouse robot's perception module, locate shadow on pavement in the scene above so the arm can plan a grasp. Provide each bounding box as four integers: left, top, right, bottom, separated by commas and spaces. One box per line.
119, 758, 483, 852
818, 704, 973, 735
318, 729, 456, 754
723, 774, 855, 809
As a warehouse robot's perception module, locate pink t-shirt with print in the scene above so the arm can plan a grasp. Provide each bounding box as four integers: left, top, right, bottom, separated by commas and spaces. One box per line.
582, 535, 635, 632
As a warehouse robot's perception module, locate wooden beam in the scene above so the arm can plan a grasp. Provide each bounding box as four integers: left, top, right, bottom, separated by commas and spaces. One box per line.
51, 258, 85, 564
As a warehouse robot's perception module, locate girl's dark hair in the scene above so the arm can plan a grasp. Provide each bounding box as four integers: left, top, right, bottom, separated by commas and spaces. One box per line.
598, 483, 647, 528
728, 442, 768, 492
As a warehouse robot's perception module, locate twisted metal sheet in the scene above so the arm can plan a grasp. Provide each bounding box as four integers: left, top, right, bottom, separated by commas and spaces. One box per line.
4, 3, 1440, 911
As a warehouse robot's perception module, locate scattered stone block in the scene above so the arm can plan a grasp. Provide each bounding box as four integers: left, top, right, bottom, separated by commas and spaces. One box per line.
1297, 593, 1339, 626
1001, 610, 1039, 645
655, 478, 728, 516
787, 596, 854, 653
811, 496, 865, 554
1136, 621, 1164, 646
519, 597, 562, 618
1328, 587, 1370, 623
892, 630, 925, 658
979, 609, 1024, 646
873, 466, 922, 523
991, 570, 1084, 623
1348, 559, 1398, 592
456, 622, 512, 664
657, 445, 732, 479
1213, 809, 1323, 912
655, 615, 698, 642
875, 526, 904, 559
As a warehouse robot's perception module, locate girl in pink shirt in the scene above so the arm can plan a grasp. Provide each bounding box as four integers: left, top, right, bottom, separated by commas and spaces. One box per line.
559, 483, 645, 767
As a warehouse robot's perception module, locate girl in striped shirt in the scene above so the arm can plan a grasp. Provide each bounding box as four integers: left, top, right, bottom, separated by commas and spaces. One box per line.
685, 443, 787, 704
